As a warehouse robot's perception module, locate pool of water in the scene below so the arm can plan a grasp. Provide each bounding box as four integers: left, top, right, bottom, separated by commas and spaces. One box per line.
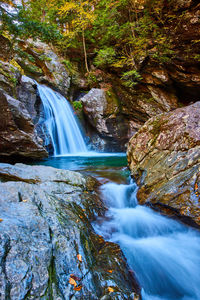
34, 153, 129, 183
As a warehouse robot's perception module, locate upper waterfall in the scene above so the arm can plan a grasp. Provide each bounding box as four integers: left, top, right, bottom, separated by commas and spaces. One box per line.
37, 84, 87, 156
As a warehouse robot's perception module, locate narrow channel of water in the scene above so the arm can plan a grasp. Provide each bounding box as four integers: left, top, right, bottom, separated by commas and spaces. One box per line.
94, 181, 200, 300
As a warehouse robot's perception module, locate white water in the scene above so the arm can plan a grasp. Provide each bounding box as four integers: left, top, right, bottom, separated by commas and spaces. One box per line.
37, 84, 87, 156
94, 182, 200, 300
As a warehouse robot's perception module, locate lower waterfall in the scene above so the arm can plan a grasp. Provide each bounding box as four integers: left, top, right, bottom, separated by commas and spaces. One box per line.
37, 84, 87, 156
94, 182, 200, 300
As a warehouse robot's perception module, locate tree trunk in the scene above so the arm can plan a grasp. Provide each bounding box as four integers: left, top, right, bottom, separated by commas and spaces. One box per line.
82, 29, 89, 73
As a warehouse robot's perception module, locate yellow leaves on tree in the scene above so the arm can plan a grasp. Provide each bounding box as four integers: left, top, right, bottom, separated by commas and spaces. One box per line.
59, 0, 95, 32
58, 0, 96, 73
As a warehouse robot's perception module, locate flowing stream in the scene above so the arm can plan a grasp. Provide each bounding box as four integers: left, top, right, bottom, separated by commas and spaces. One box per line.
35, 84, 200, 299
37, 84, 87, 155
94, 182, 200, 300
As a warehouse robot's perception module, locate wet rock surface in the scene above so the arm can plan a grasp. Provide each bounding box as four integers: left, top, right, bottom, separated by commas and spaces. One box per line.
127, 102, 200, 227
0, 163, 140, 299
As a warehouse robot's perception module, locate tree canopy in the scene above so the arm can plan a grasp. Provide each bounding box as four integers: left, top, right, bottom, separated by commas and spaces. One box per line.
0, 0, 176, 79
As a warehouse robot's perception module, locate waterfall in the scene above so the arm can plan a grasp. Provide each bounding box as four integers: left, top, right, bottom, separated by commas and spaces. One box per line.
94, 182, 200, 300
37, 84, 87, 156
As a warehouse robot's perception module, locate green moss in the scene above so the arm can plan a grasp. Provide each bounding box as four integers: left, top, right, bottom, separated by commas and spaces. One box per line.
0, 66, 18, 87
86, 71, 98, 86
105, 88, 120, 115
16, 48, 36, 63
151, 118, 161, 134
40, 54, 52, 62
149, 118, 168, 146
21, 63, 43, 75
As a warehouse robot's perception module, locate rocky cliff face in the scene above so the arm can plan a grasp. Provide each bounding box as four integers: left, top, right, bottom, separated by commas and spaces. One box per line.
0, 163, 140, 299
0, 35, 73, 159
0, 59, 48, 160
127, 102, 200, 227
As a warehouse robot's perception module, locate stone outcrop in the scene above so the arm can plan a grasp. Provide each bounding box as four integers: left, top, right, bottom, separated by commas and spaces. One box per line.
0, 163, 140, 299
127, 102, 200, 227
81, 88, 132, 151
79, 83, 179, 152
0, 88, 47, 159
14, 39, 70, 96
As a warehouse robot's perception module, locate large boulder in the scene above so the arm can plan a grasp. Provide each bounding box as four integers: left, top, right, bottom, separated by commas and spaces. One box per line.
0, 163, 140, 299
80, 88, 145, 151
127, 102, 200, 227
0, 89, 47, 159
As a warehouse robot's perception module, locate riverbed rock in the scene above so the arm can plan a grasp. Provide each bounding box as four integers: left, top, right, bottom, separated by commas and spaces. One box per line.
0, 163, 140, 299
127, 102, 200, 227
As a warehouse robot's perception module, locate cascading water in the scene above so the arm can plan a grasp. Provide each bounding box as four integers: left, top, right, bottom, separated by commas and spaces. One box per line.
37, 84, 87, 156
94, 182, 200, 300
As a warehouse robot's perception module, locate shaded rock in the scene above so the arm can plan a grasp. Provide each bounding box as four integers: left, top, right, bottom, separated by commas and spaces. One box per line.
80, 88, 144, 151
0, 163, 140, 299
81, 89, 111, 136
0, 60, 21, 97
127, 102, 200, 227
0, 35, 13, 62
0, 90, 47, 159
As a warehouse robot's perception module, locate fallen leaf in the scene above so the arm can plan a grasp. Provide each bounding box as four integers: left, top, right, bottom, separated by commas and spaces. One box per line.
195, 183, 198, 190
0, 219, 3, 222
74, 285, 82, 291
70, 274, 81, 281
23, 200, 27, 203
107, 270, 113, 273
69, 277, 77, 287
77, 254, 82, 262
108, 287, 114, 293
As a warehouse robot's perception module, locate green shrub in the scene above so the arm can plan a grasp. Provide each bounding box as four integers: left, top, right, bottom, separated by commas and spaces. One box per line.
94, 47, 116, 67
73, 101, 83, 111
121, 70, 142, 87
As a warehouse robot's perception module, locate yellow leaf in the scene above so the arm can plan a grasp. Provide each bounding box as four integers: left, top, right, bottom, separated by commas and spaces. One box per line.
69, 277, 77, 287
0, 219, 3, 222
107, 270, 113, 273
108, 287, 114, 293
77, 254, 82, 262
